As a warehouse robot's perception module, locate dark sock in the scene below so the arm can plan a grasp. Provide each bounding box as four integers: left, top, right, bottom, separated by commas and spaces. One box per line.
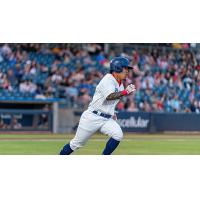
60, 143, 74, 155
102, 138, 120, 155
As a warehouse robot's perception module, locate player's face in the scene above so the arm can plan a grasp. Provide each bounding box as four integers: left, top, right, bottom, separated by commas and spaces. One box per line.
118, 67, 129, 80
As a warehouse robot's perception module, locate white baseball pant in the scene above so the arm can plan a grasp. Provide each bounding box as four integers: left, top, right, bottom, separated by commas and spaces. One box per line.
70, 110, 123, 151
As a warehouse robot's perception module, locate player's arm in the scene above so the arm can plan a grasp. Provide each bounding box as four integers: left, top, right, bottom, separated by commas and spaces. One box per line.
106, 84, 136, 100
106, 91, 125, 100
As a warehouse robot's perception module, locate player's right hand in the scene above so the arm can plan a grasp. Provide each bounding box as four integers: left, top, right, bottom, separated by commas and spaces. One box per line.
125, 84, 136, 94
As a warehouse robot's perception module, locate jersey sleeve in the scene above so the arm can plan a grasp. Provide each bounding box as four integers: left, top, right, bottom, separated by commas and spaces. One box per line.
98, 77, 116, 99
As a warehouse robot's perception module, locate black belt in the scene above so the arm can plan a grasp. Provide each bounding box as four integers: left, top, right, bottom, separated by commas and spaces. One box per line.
92, 111, 112, 119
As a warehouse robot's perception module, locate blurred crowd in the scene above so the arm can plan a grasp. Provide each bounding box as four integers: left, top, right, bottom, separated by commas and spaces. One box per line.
0, 43, 199, 113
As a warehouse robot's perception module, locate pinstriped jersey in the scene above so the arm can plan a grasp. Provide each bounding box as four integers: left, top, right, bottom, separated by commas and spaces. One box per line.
88, 73, 124, 115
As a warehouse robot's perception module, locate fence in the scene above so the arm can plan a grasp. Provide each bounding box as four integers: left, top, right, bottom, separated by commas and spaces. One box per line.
1, 105, 200, 133
0, 100, 59, 132
73, 110, 200, 133
117, 112, 200, 133
0, 109, 52, 131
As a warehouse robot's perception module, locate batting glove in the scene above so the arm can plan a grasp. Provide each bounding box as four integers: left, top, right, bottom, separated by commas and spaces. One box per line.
125, 84, 136, 94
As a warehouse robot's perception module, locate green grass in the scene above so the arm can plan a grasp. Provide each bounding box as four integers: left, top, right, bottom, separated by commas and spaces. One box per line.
1, 133, 200, 154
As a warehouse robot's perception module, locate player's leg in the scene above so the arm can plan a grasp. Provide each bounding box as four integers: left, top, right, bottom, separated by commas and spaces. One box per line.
60, 142, 74, 155
60, 126, 95, 155
102, 137, 120, 155
60, 110, 101, 155
100, 119, 123, 155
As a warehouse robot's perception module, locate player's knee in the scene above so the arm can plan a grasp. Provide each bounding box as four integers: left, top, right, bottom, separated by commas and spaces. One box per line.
112, 130, 123, 141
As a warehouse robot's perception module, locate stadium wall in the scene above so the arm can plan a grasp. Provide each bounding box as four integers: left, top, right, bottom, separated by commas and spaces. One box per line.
0, 101, 57, 132
72, 110, 200, 133
117, 112, 200, 133
1, 104, 200, 133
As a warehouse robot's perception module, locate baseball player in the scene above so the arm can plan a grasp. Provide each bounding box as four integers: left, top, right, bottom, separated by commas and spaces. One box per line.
60, 57, 136, 155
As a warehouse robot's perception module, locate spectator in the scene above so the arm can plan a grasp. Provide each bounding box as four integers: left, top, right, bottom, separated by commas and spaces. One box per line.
38, 104, 50, 127
65, 81, 79, 104
168, 95, 181, 112
0, 74, 13, 91
0, 43, 199, 113
124, 99, 138, 112
77, 88, 91, 108
51, 71, 62, 84
7, 69, 18, 86
0, 117, 7, 129
10, 117, 22, 129
19, 80, 37, 94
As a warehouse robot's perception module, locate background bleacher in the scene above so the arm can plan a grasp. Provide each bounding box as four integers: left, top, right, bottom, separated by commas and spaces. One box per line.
0, 43, 199, 113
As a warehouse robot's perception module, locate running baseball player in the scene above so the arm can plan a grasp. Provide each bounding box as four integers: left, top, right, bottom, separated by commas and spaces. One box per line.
60, 57, 136, 155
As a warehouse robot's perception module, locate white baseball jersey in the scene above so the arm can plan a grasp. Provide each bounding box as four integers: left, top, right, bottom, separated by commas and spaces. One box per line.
88, 73, 124, 115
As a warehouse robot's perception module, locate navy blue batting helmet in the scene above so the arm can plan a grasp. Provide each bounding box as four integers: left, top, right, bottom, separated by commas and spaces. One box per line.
110, 57, 132, 73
